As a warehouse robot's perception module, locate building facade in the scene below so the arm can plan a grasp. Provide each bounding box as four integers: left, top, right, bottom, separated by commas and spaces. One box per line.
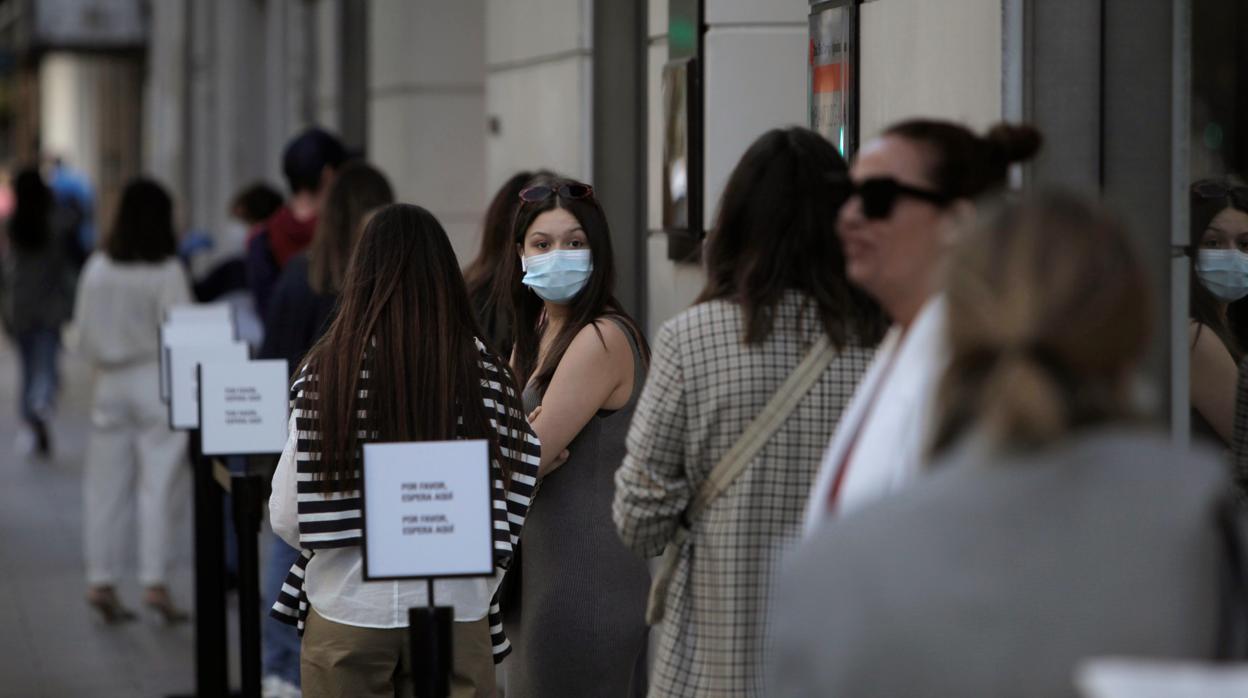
1, 0, 1237, 440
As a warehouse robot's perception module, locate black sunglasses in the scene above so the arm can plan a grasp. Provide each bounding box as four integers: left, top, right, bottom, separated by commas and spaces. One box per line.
851, 177, 953, 220
1193, 180, 1248, 207
518, 182, 594, 203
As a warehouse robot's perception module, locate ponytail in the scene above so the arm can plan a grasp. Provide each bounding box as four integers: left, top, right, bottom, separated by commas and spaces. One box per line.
930, 192, 1150, 458
931, 346, 1070, 454
884, 119, 1043, 201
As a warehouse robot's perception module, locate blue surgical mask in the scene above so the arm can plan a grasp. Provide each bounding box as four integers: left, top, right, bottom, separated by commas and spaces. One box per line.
521, 250, 593, 304
1197, 249, 1248, 302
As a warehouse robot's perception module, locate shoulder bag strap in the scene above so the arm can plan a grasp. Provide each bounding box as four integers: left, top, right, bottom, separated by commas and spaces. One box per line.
645, 335, 838, 625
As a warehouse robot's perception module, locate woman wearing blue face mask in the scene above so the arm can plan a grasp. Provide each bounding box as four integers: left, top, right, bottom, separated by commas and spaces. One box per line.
499, 175, 652, 697
1189, 178, 1248, 446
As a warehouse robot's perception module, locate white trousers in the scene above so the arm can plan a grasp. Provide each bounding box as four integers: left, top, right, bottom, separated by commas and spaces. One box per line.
83, 360, 189, 587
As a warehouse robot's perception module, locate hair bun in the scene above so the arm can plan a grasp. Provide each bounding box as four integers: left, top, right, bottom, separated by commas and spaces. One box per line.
985, 123, 1043, 164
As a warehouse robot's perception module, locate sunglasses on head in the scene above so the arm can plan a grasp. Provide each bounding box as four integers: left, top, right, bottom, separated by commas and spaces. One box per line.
518, 182, 594, 203
1192, 180, 1248, 207
851, 177, 954, 220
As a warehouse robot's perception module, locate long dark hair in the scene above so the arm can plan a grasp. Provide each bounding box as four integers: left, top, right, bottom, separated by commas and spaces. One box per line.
1190, 178, 1248, 361
464, 171, 539, 296
106, 177, 178, 263
502, 174, 649, 394
299, 204, 523, 485
9, 168, 52, 252
696, 127, 886, 346
463, 170, 549, 355
307, 162, 395, 295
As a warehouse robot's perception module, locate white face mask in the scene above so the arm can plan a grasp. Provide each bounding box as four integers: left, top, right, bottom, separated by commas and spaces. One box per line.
1196, 249, 1248, 302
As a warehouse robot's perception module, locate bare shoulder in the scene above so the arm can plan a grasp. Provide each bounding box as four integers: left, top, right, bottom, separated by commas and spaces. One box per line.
1190, 321, 1234, 361
567, 317, 632, 359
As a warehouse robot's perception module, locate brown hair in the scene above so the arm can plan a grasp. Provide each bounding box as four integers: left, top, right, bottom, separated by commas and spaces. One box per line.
696, 127, 886, 346
884, 120, 1042, 199
299, 204, 524, 485
307, 162, 395, 295
930, 191, 1151, 456
229, 182, 283, 225
463, 170, 552, 355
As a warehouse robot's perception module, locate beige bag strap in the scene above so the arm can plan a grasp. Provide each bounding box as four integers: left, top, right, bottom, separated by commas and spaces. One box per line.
645, 335, 838, 625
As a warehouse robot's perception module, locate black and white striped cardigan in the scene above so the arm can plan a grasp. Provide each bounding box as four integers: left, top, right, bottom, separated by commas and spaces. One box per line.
269, 340, 541, 662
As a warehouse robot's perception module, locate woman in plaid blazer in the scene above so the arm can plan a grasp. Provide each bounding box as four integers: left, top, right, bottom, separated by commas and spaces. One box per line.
613, 127, 886, 696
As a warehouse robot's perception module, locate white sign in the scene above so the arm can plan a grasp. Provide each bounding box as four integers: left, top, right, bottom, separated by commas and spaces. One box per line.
159, 321, 236, 402
167, 303, 233, 326
199, 360, 289, 455
362, 441, 494, 580
168, 342, 250, 429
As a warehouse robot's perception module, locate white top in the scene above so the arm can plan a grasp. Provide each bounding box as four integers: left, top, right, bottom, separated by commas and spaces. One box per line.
802, 296, 950, 534
72, 253, 192, 368
269, 414, 502, 627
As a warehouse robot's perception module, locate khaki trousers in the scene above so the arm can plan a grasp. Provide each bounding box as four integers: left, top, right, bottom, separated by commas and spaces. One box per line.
302, 608, 496, 698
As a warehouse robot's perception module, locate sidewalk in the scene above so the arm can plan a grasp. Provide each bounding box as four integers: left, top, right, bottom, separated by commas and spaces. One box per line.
0, 337, 197, 696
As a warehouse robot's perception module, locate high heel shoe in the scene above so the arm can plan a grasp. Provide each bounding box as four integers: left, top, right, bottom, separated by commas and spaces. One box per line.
86, 587, 137, 624
143, 587, 190, 625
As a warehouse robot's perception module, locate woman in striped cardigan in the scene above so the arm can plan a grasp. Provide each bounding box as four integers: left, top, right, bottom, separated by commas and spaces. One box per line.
268, 204, 541, 697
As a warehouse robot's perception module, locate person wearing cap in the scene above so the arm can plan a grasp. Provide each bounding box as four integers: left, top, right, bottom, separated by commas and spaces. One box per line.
245, 127, 349, 321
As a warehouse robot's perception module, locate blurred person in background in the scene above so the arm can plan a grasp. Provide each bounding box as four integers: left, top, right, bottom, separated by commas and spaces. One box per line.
189, 182, 284, 350
192, 182, 284, 301
72, 177, 192, 624
48, 155, 95, 269
612, 127, 886, 696
257, 161, 393, 698
803, 119, 1041, 530
463, 170, 549, 357
1187, 178, 1248, 447
500, 175, 651, 697
771, 192, 1231, 698
1, 167, 76, 457
247, 127, 348, 320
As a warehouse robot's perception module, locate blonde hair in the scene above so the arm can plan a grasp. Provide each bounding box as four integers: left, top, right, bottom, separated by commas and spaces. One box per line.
930, 191, 1152, 456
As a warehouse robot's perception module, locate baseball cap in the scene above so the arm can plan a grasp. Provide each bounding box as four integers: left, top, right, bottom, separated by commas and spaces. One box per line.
282, 127, 350, 193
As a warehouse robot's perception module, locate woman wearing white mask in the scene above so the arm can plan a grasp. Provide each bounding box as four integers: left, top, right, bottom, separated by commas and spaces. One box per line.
1189, 178, 1248, 446
500, 176, 652, 696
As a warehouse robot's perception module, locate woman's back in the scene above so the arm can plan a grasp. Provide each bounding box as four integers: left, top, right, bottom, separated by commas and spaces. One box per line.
75, 253, 188, 367
615, 291, 875, 695
773, 429, 1227, 698
4, 209, 75, 333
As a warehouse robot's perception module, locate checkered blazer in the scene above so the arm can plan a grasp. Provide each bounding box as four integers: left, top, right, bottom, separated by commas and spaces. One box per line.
613, 292, 875, 696
1232, 356, 1248, 501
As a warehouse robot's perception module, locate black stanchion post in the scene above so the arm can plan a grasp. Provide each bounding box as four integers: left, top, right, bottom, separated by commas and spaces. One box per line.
190, 429, 229, 697
231, 471, 265, 698
409, 580, 452, 698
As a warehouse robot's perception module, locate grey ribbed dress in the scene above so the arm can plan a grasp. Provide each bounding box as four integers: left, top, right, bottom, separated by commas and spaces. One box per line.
503, 318, 650, 698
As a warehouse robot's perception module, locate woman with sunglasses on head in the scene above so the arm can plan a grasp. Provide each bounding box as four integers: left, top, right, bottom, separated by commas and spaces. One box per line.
802, 119, 1041, 531
612, 127, 886, 696
268, 204, 540, 697
500, 175, 652, 697
1187, 178, 1248, 447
